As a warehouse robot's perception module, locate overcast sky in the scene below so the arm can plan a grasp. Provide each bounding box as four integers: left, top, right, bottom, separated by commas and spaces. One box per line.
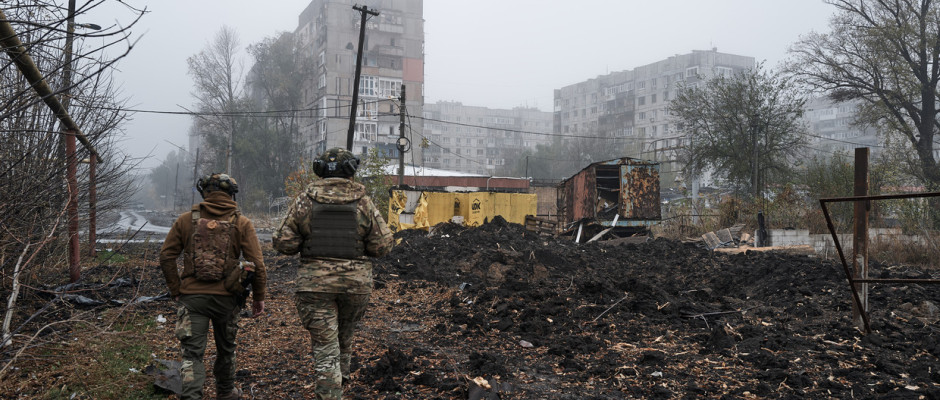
85, 0, 836, 170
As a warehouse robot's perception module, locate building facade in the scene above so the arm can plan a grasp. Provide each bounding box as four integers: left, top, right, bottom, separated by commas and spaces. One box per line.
295, 0, 424, 160
803, 97, 882, 158
554, 49, 755, 185
422, 101, 553, 175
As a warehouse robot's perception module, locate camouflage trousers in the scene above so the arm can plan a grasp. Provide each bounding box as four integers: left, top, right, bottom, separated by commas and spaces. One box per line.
294, 291, 370, 400
175, 294, 241, 400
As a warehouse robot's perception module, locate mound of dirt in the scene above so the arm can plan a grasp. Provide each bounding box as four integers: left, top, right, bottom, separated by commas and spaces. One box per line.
357, 216, 940, 399
6, 216, 940, 399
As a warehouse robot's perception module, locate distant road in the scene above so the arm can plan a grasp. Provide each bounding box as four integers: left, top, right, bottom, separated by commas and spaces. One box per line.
95, 210, 171, 243
97, 210, 273, 243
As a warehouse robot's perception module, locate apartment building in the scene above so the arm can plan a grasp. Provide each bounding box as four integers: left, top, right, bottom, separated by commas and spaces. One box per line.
554, 49, 755, 185
422, 101, 553, 175
803, 97, 882, 158
295, 0, 424, 160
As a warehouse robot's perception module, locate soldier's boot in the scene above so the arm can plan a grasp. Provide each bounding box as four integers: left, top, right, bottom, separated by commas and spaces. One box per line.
217, 387, 242, 400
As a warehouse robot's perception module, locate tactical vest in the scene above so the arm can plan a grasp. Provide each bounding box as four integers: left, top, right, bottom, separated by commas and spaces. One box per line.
301, 200, 365, 259
184, 208, 240, 281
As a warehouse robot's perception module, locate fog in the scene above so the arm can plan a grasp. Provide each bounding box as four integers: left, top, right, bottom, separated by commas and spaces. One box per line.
84, 0, 834, 169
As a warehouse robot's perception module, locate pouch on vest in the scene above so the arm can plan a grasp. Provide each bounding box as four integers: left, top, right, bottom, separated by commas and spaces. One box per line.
224, 261, 256, 307
190, 209, 239, 282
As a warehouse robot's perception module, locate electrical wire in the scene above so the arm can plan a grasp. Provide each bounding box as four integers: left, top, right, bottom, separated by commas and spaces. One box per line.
91, 97, 394, 118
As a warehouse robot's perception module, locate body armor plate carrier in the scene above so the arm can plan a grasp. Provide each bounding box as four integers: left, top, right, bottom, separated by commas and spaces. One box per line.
301, 201, 365, 259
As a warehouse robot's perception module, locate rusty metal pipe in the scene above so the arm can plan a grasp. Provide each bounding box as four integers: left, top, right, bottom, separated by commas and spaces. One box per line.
0, 8, 101, 163
820, 199, 871, 332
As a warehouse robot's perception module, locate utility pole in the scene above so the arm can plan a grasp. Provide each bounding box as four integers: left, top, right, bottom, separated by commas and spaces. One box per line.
398, 85, 406, 186
192, 148, 200, 205
347, 4, 379, 151
88, 155, 96, 258
750, 117, 759, 200
852, 147, 870, 331
174, 161, 180, 211
64, 0, 80, 282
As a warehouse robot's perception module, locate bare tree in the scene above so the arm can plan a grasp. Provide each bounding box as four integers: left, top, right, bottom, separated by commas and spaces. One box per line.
0, 0, 143, 363
187, 26, 245, 175
788, 0, 940, 190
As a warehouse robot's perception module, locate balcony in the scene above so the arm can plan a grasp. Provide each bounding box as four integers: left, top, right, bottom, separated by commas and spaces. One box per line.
374, 44, 404, 57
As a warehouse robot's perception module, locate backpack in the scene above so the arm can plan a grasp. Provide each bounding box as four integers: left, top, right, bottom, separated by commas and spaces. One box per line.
189, 207, 239, 282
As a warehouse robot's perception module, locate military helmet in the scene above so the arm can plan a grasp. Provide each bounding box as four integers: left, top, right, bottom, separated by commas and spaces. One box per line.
312, 147, 360, 178
196, 173, 239, 198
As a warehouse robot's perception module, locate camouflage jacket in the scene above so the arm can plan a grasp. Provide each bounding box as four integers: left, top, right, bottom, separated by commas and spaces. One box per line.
273, 177, 394, 294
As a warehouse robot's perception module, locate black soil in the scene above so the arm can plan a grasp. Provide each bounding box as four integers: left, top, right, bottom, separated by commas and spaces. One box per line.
7, 215, 940, 399
356, 216, 940, 399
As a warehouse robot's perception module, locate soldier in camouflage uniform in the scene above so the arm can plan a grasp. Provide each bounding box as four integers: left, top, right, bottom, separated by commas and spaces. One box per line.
159, 173, 267, 400
273, 148, 394, 399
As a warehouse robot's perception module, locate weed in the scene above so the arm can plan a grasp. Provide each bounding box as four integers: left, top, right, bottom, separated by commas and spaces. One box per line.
96, 249, 127, 264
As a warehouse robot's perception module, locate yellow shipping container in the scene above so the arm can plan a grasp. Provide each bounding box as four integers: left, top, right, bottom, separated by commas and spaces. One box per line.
388, 190, 537, 232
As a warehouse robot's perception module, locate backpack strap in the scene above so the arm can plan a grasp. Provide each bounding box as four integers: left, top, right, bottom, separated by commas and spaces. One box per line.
182, 205, 203, 279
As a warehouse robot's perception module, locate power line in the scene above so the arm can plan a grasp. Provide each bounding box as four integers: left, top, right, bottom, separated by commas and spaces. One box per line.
412, 114, 642, 141
91, 97, 394, 118
804, 132, 886, 148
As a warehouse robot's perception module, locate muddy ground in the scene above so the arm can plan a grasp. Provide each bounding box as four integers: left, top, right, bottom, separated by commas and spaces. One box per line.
3, 216, 940, 399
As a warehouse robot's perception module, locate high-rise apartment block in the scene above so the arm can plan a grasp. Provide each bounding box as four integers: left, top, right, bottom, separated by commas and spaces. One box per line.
422, 101, 553, 175
296, 0, 424, 159
554, 49, 755, 183
803, 97, 882, 158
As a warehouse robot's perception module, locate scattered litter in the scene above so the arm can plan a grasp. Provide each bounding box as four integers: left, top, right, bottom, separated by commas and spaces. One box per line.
155, 315, 166, 324
519, 340, 533, 348
144, 359, 181, 395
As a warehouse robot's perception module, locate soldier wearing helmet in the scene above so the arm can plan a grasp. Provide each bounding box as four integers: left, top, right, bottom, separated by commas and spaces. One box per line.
159, 173, 267, 400
273, 148, 394, 399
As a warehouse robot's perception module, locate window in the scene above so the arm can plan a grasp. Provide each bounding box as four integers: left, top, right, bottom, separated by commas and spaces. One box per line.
356, 101, 377, 119
716, 66, 733, 78
477, 149, 484, 155
318, 51, 325, 66
686, 67, 699, 78
355, 122, 377, 142
359, 75, 377, 96
637, 96, 645, 106
651, 94, 657, 103
378, 78, 402, 98
318, 74, 326, 89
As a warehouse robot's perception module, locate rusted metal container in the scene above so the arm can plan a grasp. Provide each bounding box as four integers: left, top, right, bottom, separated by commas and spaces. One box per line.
557, 157, 661, 232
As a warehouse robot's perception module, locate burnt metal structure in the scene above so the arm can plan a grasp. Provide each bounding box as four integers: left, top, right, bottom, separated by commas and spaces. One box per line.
557, 157, 661, 236
820, 191, 940, 333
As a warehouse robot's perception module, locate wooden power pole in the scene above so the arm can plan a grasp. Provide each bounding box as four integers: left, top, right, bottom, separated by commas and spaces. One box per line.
347, 4, 379, 151
398, 85, 406, 186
